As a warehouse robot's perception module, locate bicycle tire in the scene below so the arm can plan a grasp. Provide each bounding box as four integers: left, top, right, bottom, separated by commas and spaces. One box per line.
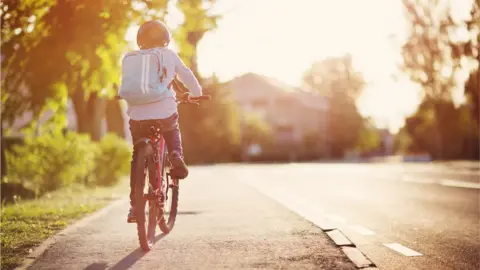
133, 143, 157, 252
158, 154, 179, 234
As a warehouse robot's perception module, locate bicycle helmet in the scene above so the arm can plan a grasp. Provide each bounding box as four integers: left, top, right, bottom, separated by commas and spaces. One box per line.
137, 20, 171, 49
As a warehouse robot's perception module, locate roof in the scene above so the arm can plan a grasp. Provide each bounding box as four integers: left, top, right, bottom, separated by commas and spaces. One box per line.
224, 72, 328, 111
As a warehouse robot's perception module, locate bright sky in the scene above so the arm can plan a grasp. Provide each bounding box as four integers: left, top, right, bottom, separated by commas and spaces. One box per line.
127, 0, 475, 133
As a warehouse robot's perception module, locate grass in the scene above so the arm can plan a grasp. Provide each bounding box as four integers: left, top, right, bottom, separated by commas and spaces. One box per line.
0, 178, 129, 270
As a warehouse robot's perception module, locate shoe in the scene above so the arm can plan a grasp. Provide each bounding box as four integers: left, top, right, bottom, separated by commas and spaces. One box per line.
169, 151, 188, 179
127, 206, 136, 223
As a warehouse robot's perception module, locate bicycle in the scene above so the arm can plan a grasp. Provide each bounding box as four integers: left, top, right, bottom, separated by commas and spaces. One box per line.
116, 89, 210, 251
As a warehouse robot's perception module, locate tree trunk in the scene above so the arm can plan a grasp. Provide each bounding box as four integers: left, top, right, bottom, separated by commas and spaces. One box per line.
72, 77, 88, 134
1, 118, 6, 179
105, 99, 125, 138
433, 101, 444, 160
89, 92, 105, 141
71, 77, 106, 141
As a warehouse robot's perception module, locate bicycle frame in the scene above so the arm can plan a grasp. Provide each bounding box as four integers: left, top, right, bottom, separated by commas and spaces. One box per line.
140, 130, 167, 202
153, 135, 166, 198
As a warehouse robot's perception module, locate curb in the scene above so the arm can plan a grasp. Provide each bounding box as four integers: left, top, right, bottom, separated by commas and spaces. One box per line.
341, 247, 376, 269
15, 198, 128, 270
299, 209, 377, 268
326, 229, 355, 247
308, 215, 376, 268
244, 182, 377, 269
324, 229, 376, 269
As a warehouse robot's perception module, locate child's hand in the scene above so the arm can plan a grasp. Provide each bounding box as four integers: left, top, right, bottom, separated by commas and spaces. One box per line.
178, 92, 199, 105
188, 94, 200, 105
186, 93, 193, 102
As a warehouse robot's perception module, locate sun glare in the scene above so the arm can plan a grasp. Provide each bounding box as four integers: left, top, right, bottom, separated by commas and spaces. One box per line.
195, 0, 418, 132
125, 0, 475, 133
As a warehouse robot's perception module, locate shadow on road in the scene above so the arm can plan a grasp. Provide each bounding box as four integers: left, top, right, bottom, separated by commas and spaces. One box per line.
84, 233, 167, 270
84, 262, 108, 270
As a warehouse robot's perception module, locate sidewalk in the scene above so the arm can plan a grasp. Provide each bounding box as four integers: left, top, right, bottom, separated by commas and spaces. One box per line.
28, 167, 356, 270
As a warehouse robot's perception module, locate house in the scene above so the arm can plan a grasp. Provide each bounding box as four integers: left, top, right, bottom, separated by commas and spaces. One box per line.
223, 73, 329, 161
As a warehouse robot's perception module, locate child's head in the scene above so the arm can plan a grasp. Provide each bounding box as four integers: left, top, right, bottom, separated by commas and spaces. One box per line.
137, 20, 171, 50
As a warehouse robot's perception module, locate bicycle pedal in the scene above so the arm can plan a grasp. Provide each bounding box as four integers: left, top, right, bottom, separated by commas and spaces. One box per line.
127, 215, 136, 222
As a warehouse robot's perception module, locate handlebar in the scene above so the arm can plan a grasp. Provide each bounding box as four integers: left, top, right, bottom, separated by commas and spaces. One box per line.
176, 93, 211, 104
114, 94, 211, 105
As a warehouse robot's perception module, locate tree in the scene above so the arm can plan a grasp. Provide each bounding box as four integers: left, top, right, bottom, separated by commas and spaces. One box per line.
404, 99, 479, 159
240, 112, 274, 161
1, 0, 170, 140
303, 54, 366, 158
1, 0, 56, 125
174, 0, 219, 77
355, 119, 382, 155
465, 67, 479, 125
401, 0, 479, 158
402, 0, 478, 101
173, 1, 241, 164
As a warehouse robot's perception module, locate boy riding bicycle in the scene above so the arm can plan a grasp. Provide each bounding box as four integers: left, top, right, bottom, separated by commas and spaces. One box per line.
119, 20, 202, 223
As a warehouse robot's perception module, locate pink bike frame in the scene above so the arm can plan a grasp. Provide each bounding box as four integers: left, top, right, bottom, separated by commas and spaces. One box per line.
148, 133, 167, 199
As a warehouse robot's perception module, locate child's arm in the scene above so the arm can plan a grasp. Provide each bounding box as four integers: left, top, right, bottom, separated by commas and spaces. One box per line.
172, 52, 202, 97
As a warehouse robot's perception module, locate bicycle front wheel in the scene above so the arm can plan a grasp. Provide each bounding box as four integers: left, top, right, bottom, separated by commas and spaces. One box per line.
133, 143, 157, 251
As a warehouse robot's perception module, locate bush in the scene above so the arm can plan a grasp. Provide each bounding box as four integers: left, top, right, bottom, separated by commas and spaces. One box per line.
90, 133, 131, 186
5, 130, 96, 195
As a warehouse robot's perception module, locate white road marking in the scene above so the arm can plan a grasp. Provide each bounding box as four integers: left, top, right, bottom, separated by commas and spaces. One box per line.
384, 243, 423, 256
401, 175, 480, 189
439, 179, 480, 189
402, 176, 436, 184
325, 214, 347, 224
348, 225, 375, 236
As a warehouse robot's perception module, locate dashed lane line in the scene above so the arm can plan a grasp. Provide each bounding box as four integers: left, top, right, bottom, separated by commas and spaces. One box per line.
384, 243, 423, 256
401, 176, 480, 189
439, 179, 480, 189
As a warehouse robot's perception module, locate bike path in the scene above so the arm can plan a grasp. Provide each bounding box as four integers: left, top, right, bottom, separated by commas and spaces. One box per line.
29, 166, 356, 270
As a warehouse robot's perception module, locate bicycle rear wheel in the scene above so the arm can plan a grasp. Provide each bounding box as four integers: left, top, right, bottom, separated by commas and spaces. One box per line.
133, 143, 158, 251
158, 154, 179, 234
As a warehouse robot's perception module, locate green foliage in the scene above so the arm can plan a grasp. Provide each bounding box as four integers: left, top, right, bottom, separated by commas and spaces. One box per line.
241, 112, 275, 158
5, 129, 96, 195
90, 133, 131, 186
1, 0, 170, 138
179, 80, 241, 163
465, 67, 479, 125
174, 0, 219, 73
1, 0, 56, 124
299, 129, 326, 160
5, 130, 132, 195
303, 54, 366, 158
171, 1, 240, 164
403, 100, 479, 159
393, 127, 413, 154
355, 124, 382, 153
242, 113, 273, 146
1, 180, 128, 270
401, 0, 478, 101
400, 0, 479, 160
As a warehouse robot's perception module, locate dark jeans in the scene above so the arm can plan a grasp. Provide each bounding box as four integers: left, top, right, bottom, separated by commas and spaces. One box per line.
128, 113, 182, 206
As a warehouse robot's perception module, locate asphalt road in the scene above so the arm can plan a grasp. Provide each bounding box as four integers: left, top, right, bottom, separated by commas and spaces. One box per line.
28, 163, 479, 270
242, 163, 480, 270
